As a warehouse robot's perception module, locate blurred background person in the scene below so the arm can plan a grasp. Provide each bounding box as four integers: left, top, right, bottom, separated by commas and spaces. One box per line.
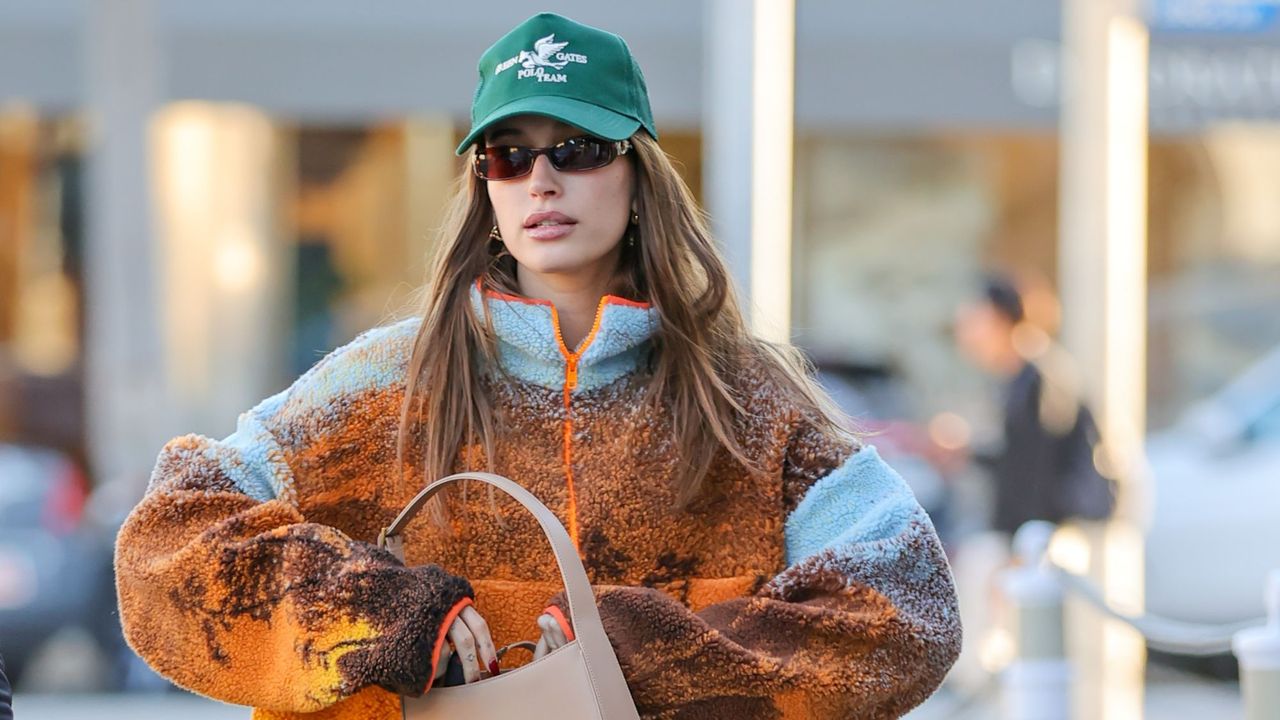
944, 271, 1117, 694
953, 272, 1116, 536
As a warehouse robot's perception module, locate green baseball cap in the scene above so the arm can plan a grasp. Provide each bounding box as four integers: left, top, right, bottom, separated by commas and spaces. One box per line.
455, 12, 658, 155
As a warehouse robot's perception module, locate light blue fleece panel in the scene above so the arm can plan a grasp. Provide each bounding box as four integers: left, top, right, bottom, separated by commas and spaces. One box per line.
213, 318, 421, 502
215, 394, 295, 502
471, 286, 658, 392
285, 318, 420, 413
472, 289, 566, 389
575, 302, 658, 391
783, 445, 925, 566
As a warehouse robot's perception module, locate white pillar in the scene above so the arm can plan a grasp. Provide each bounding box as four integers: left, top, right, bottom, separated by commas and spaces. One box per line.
150, 103, 288, 439
83, 0, 171, 501
704, 0, 795, 343
748, 0, 795, 344
1234, 570, 1280, 720
1058, 1, 1149, 718
703, 0, 755, 303
1001, 522, 1071, 720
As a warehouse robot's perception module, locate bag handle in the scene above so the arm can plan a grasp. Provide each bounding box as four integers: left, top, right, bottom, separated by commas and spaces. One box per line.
378, 472, 637, 718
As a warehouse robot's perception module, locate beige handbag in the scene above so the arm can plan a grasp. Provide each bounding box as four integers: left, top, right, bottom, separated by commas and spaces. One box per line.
378, 472, 642, 720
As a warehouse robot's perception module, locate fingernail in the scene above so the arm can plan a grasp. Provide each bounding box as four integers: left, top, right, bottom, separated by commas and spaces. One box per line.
489, 659, 501, 676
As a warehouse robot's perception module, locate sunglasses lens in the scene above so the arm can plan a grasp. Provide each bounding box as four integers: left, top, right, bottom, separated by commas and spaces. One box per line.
476, 138, 618, 180
478, 147, 534, 180
551, 137, 615, 171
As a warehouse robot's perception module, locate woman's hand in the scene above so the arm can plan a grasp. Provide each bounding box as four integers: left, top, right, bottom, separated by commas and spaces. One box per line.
533, 612, 571, 660
434, 606, 501, 684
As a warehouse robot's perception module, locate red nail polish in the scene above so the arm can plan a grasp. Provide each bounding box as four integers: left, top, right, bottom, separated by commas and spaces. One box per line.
489, 659, 501, 676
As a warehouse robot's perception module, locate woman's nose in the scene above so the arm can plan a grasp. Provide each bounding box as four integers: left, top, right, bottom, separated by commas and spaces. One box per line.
527, 154, 561, 198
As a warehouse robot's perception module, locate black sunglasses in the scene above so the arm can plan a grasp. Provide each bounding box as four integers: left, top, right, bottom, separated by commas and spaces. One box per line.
473, 136, 631, 181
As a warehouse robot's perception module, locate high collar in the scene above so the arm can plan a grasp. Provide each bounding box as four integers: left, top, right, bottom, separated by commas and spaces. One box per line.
470, 283, 659, 392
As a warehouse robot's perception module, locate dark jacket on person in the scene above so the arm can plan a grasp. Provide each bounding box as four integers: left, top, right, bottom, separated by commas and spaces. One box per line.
982, 357, 1115, 534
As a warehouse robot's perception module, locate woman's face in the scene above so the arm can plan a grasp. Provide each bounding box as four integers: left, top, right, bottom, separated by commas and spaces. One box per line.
483, 115, 634, 287
954, 301, 1013, 373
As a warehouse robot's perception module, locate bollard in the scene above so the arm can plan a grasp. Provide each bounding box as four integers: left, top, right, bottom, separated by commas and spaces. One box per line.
1233, 569, 1280, 720
999, 521, 1070, 720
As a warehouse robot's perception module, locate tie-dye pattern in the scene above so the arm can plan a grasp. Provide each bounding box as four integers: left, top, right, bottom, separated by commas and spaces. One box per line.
115, 321, 474, 716
547, 424, 962, 719
115, 288, 960, 720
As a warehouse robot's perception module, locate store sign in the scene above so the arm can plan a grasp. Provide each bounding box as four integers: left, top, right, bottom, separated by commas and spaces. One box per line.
1012, 38, 1280, 129
1150, 0, 1280, 32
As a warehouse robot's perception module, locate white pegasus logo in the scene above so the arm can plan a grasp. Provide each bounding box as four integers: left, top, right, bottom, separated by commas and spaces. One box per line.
494, 33, 589, 83
520, 34, 570, 70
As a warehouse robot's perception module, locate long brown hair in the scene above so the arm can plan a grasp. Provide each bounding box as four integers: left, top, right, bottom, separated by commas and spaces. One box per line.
395, 131, 849, 519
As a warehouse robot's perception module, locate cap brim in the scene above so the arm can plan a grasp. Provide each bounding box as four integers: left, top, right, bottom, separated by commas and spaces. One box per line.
455, 95, 642, 155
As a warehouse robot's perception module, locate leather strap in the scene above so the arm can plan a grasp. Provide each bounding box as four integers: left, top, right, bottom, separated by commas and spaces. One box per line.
379, 472, 638, 719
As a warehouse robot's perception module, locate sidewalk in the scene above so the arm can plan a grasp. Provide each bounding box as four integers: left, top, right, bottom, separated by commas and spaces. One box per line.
906, 664, 1243, 720
13, 692, 246, 720
15, 667, 1243, 720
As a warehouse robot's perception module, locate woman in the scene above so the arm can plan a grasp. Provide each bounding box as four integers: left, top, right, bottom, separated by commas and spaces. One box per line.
115, 12, 960, 720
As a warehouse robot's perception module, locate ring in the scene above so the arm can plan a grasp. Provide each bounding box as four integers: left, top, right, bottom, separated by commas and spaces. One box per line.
466, 653, 476, 663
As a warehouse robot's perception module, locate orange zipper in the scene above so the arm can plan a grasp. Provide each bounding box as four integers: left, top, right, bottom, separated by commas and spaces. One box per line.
477, 282, 653, 556
549, 297, 609, 555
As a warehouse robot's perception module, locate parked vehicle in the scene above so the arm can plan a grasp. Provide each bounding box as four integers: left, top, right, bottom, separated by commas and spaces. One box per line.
1144, 345, 1280, 626
0, 443, 120, 688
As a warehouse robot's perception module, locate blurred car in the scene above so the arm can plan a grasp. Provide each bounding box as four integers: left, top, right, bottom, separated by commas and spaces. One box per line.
1144, 345, 1280, 626
0, 443, 119, 688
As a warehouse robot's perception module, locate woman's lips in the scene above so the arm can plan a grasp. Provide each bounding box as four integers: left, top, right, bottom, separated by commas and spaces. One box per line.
523, 210, 578, 241
525, 222, 576, 241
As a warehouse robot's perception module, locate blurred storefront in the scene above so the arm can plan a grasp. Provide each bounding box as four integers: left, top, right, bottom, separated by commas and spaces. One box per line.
0, 113, 84, 465
0, 0, 1277, 489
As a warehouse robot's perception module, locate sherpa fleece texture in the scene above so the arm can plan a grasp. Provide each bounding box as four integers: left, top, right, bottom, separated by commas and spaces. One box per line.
114, 284, 961, 720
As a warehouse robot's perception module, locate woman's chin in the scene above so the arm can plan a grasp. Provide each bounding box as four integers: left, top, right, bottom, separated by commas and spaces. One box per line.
512, 250, 617, 280
518, 261, 591, 279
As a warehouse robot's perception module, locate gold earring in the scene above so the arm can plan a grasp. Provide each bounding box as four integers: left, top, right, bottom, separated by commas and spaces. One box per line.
489, 224, 502, 242
627, 213, 639, 248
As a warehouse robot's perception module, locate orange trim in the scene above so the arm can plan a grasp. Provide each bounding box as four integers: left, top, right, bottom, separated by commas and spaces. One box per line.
601, 294, 651, 309
550, 296, 611, 554
549, 297, 608, 359
561, 409, 579, 549
427, 597, 474, 691
543, 605, 576, 643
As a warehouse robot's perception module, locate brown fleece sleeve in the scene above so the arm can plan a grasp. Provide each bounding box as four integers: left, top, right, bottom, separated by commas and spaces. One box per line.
114, 409, 473, 713
551, 423, 961, 719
